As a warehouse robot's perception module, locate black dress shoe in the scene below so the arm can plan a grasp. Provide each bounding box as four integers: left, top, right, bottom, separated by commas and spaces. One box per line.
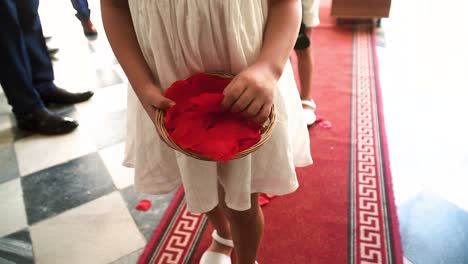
16, 108, 78, 135
41, 87, 94, 105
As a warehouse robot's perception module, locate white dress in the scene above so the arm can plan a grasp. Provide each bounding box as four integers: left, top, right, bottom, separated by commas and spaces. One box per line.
124, 0, 313, 213
302, 0, 321, 27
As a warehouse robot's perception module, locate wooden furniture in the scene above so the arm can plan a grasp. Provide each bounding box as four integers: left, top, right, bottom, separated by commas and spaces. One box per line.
331, 0, 391, 19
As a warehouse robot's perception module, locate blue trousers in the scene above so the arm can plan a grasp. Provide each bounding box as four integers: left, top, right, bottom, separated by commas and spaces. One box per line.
0, 0, 55, 115
70, 0, 91, 21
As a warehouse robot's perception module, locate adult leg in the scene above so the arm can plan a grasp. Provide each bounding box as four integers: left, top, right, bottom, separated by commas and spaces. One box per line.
0, 0, 44, 115
15, 0, 55, 95
15, 0, 94, 104
70, 0, 97, 36
70, 0, 90, 21
0, 0, 78, 134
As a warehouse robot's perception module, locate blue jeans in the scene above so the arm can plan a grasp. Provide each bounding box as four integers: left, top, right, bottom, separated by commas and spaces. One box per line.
70, 0, 91, 21
0, 0, 56, 114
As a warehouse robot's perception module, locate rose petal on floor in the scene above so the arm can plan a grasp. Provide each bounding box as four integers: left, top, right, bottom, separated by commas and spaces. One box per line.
315, 115, 324, 123
320, 120, 332, 129
259, 195, 270, 207
136, 199, 152, 211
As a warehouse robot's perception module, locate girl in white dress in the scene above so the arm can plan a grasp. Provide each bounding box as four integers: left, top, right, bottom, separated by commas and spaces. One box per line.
101, 1, 312, 263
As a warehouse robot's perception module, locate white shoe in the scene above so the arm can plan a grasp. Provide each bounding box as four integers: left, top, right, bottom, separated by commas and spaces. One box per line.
302, 99, 317, 126
200, 230, 234, 264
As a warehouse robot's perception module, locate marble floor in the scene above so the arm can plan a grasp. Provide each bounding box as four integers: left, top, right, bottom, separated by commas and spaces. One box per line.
377, 0, 468, 263
1, 0, 468, 263
1, 1, 176, 263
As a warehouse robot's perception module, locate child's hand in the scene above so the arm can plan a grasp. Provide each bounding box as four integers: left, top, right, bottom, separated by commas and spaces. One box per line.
222, 64, 278, 124
138, 84, 175, 124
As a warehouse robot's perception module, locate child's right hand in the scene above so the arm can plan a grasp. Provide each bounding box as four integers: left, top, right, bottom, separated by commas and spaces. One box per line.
222, 63, 278, 124
138, 84, 175, 124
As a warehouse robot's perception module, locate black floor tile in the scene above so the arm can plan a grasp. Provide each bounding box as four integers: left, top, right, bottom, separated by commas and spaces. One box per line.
0, 143, 19, 184
120, 186, 176, 241
398, 191, 468, 264
0, 229, 34, 264
21, 153, 115, 225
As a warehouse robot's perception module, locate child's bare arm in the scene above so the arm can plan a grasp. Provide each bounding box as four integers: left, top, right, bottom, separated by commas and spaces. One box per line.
222, 0, 301, 123
258, 0, 302, 77
101, 0, 174, 122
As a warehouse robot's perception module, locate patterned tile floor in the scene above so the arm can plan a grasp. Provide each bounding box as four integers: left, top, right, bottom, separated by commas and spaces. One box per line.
1, 0, 468, 263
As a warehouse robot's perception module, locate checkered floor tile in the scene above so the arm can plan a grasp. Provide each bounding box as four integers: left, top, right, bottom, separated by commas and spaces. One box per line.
0, 1, 174, 263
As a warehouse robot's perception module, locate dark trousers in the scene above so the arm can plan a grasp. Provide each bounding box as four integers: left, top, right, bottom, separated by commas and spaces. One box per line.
0, 0, 55, 115
70, 0, 91, 21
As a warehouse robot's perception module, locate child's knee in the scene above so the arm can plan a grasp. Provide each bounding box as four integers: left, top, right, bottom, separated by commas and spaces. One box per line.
224, 206, 258, 223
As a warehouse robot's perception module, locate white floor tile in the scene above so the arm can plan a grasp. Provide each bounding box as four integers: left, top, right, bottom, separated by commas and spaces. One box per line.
30, 191, 145, 264
0, 179, 27, 237
428, 156, 468, 213
74, 83, 128, 117
0, 115, 13, 134
14, 127, 97, 176
99, 143, 134, 190
113, 65, 128, 84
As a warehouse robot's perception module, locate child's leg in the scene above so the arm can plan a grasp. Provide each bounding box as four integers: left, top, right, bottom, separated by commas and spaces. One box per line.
295, 26, 315, 101
204, 185, 234, 256
224, 193, 264, 264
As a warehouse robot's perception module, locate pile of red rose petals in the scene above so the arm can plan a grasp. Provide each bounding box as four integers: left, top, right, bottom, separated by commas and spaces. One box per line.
259, 193, 277, 207
164, 73, 262, 161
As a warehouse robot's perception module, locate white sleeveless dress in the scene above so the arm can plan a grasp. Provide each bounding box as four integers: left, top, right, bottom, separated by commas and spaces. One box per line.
124, 0, 313, 213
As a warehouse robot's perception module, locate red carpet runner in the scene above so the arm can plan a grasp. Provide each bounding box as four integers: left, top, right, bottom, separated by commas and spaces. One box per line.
137, 7, 403, 264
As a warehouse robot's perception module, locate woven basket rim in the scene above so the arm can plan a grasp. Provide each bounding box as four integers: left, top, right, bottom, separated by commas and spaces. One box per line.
155, 72, 276, 161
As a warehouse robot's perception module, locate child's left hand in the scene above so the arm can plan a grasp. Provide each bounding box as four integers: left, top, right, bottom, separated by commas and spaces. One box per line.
222, 63, 278, 124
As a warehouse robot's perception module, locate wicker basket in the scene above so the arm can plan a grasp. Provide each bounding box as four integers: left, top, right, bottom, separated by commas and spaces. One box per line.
155, 73, 276, 161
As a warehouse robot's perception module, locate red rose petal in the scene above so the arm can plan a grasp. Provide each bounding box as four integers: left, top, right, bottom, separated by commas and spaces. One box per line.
135, 199, 152, 211
192, 73, 232, 94
165, 79, 197, 104
259, 195, 270, 207
315, 115, 324, 123
189, 93, 225, 112
319, 120, 332, 129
